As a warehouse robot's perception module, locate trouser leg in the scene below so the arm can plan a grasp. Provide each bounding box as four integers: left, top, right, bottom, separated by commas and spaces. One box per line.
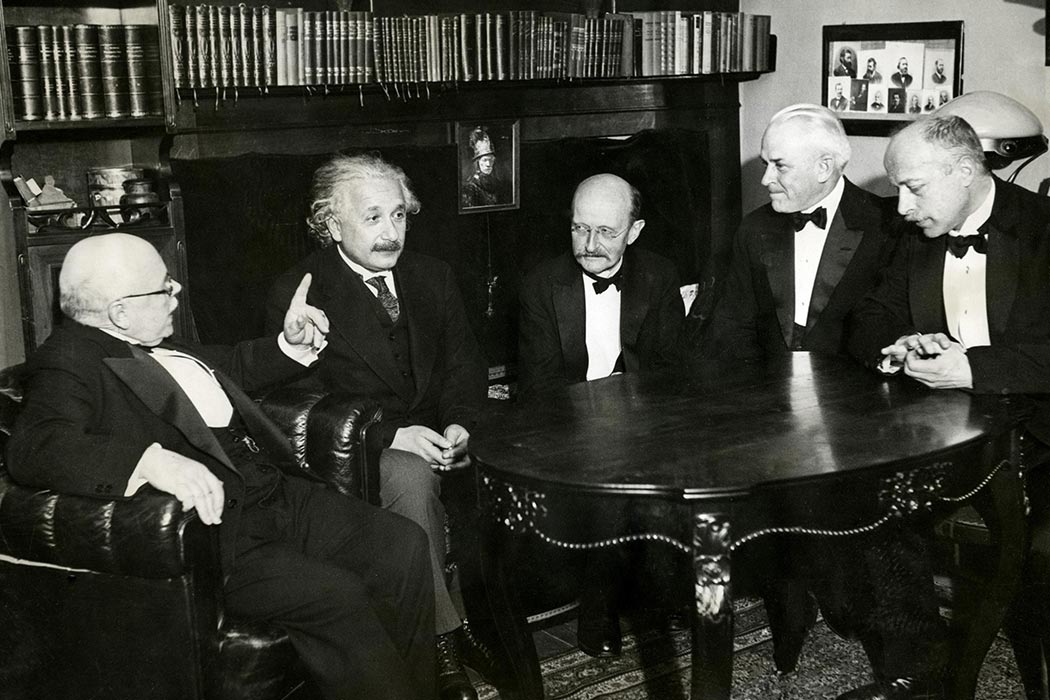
381, 447, 462, 634
226, 480, 435, 700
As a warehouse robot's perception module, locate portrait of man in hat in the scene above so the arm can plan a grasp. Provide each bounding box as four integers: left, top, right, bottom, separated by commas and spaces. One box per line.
458, 121, 519, 213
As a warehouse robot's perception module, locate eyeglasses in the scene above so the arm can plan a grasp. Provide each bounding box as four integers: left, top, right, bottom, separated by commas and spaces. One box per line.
115, 276, 178, 302
570, 222, 632, 241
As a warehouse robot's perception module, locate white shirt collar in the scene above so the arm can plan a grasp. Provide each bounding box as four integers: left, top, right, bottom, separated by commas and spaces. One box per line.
801, 176, 846, 225
950, 179, 995, 237
336, 245, 396, 291
100, 327, 151, 346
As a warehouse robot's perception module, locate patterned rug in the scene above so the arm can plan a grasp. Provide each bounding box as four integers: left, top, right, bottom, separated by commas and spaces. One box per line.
474, 599, 1023, 700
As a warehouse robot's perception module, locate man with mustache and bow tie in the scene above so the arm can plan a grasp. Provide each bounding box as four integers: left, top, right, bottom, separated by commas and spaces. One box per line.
266, 153, 488, 700
6, 232, 436, 700
517, 173, 684, 659
692, 103, 899, 363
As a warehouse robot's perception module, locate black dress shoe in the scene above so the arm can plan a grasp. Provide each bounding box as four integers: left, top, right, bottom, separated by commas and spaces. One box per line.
577, 605, 622, 658
836, 678, 943, 700
436, 632, 478, 700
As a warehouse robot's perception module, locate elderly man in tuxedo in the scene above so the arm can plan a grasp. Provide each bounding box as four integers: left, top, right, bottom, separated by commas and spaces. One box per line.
693, 103, 898, 362
518, 173, 684, 657
267, 153, 489, 700
847, 116, 1050, 699
6, 233, 435, 700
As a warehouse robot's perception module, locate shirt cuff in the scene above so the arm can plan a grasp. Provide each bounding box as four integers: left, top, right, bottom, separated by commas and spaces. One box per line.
127, 442, 163, 496
277, 332, 325, 367
877, 355, 903, 375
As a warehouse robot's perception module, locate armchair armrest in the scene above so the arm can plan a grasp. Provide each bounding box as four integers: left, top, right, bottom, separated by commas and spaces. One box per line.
0, 473, 209, 579
259, 388, 384, 506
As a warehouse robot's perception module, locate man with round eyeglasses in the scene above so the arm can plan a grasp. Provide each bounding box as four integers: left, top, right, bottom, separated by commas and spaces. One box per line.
517, 173, 684, 659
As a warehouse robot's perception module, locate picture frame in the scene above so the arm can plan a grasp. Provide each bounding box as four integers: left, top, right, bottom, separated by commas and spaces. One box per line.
822, 21, 964, 136
456, 119, 520, 215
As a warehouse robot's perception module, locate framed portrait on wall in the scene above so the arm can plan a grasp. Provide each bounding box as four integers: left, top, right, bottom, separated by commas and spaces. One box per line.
456, 119, 520, 214
823, 21, 964, 136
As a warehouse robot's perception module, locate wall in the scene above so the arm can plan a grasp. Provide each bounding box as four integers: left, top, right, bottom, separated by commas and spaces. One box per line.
738, 0, 1049, 212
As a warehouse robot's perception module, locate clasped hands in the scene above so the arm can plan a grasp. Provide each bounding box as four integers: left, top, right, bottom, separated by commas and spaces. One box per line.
391, 424, 472, 472
880, 332, 973, 389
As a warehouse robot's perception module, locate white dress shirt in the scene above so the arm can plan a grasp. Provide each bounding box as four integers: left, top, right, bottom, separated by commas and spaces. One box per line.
338, 246, 397, 301
794, 177, 845, 327
943, 180, 995, 349
583, 259, 623, 381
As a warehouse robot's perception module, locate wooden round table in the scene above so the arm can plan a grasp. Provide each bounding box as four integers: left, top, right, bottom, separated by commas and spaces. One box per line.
468, 353, 1026, 700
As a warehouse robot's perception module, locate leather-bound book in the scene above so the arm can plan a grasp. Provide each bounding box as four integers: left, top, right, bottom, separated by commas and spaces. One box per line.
184, 4, 199, 87
124, 24, 148, 117
227, 5, 241, 86
193, 5, 210, 87
238, 4, 252, 86
261, 5, 275, 87
9, 26, 42, 120
311, 10, 324, 83
98, 24, 129, 117
74, 24, 103, 118
60, 26, 81, 119
36, 26, 58, 120
50, 25, 69, 118
206, 6, 219, 88
217, 6, 232, 88
142, 25, 163, 115
370, 15, 384, 83
167, 6, 187, 88
300, 11, 313, 84
286, 8, 300, 85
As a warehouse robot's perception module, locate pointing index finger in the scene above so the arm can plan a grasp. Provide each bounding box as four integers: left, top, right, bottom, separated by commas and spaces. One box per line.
291, 273, 313, 305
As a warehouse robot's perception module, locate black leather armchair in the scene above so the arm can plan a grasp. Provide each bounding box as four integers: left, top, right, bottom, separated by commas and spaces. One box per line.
0, 363, 383, 700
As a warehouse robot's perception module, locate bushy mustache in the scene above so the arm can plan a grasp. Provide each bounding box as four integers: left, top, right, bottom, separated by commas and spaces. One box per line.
373, 242, 402, 252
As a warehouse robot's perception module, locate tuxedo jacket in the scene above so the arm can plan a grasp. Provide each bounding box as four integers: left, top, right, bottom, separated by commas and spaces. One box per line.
697, 178, 898, 362
517, 247, 684, 399
847, 176, 1050, 442
267, 248, 487, 446
5, 321, 306, 575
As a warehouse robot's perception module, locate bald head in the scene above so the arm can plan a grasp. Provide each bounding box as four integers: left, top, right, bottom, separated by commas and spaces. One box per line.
60, 233, 179, 344
570, 174, 645, 275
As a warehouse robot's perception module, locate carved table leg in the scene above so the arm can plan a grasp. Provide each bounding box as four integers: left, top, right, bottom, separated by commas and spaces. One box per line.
945, 457, 1026, 700
463, 474, 544, 700
691, 511, 733, 700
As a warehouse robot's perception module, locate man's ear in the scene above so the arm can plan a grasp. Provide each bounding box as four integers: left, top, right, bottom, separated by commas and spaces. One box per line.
815, 154, 836, 183
108, 301, 130, 331
955, 155, 977, 187
326, 218, 342, 243
626, 219, 645, 246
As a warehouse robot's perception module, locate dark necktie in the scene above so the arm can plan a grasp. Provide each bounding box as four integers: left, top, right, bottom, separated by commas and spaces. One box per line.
583, 267, 623, 294
946, 232, 987, 259
789, 207, 827, 232
366, 275, 400, 322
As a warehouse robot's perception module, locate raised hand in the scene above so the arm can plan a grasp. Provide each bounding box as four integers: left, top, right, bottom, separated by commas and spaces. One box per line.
283, 273, 330, 350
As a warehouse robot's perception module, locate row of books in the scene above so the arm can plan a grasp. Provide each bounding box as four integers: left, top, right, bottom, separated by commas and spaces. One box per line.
7, 24, 163, 122
167, 5, 773, 90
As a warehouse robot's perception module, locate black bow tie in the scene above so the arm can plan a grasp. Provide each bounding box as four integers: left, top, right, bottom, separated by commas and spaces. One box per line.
789, 207, 827, 232
947, 232, 988, 258
584, 267, 623, 294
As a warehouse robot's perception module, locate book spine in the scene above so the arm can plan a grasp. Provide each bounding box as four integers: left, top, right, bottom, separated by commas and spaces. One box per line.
347, 12, 359, 83
73, 24, 103, 118
494, 13, 505, 80
275, 8, 287, 85
325, 10, 335, 84
10, 27, 42, 120
217, 6, 232, 87
287, 9, 300, 85
312, 11, 324, 83
251, 6, 263, 87
339, 11, 350, 85
124, 24, 149, 117
167, 7, 186, 89
62, 26, 82, 116
36, 26, 59, 120
194, 5, 210, 87
264, 6, 277, 87
51, 25, 70, 119
207, 6, 219, 88
238, 5, 251, 86
183, 6, 198, 87
371, 16, 383, 82
300, 12, 313, 84
98, 24, 129, 117
142, 25, 164, 115
362, 13, 373, 83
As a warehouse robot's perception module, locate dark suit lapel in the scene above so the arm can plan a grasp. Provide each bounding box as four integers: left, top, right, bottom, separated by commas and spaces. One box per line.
909, 235, 948, 332
619, 250, 647, 362
316, 248, 412, 403
759, 217, 795, 347
985, 182, 1020, 339
396, 258, 438, 408
553, 259, 588, 382
103, 347, 235, 472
